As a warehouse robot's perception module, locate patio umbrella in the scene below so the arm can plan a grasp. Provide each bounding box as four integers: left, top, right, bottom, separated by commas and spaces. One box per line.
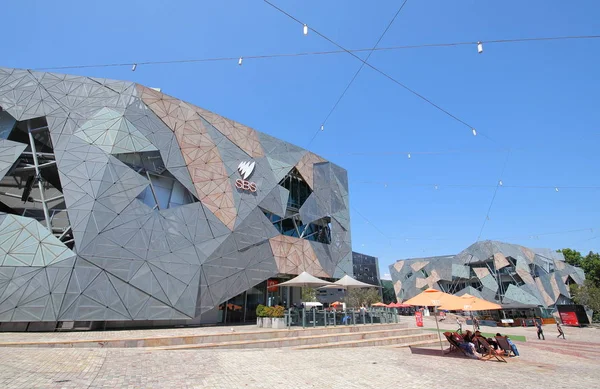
333, 275, 381, 289
438, 293, 502, 311
276, 271, 335, 288
372, 302, 387, 307
404, 288, 465, 353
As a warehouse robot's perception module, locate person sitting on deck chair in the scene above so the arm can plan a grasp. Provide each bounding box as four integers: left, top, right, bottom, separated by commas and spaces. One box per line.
496, 333, 520, 357
459, 331, 480, 359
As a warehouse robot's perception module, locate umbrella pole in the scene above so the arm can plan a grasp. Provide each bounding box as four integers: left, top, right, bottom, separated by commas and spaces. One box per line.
434, 307, 444, 353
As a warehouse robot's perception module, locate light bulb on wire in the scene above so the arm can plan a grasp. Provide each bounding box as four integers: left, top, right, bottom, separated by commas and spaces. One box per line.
477, 41, 483, 54
555, 187, 559, 192
472, 128, 477, 136
238, 57, 243, 66
320, 124, 324, 131
131, 63, 137, 71
303, 24, 308, 35
499, 180, 503, 186
407, 153, 411, 159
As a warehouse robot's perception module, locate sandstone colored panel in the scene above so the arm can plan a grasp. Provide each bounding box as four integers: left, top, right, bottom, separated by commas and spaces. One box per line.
393, 280, 402, 295
295, 152, 326, 189
535, 277, 555, 307
410, 261, 429, 272
268, 235, 329, 277
516, 267, 535, 287
194, 107, 264, 158
415, 277, 428, 289
554, 260, 566, 271
427, 269, 441, 287
550, 276, 561, 302
393, 261, 405, 273
137, 85, 236, 230
473, 267, 490, 280
493, 253, 510, 270
521, 246, 535, 262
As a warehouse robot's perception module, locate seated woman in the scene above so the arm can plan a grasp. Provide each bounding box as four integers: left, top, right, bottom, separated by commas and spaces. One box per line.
496, 333, 520, 357
458, 330, 480, 359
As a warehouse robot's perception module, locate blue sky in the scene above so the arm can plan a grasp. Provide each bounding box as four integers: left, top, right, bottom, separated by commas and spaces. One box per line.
3, 1, 599, 276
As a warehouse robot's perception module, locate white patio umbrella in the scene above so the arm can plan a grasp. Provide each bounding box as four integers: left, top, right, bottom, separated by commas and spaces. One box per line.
333, 275, 381, 289
276, 271, 335, 288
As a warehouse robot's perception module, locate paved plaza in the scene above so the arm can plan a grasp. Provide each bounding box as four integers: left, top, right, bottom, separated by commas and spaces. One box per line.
0, 319, 598, 388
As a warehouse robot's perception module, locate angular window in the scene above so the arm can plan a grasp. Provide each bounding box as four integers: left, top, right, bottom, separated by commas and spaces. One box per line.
0, 114, 73, 249
278, 168, 312, 210
115, 151, 198, 210
262, 210, 331, 244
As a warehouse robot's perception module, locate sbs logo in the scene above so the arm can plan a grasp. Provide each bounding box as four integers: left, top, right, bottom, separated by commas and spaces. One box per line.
236, 161, 257, 192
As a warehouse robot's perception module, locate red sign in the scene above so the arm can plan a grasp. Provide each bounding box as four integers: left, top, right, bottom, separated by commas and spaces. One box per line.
559, 311, 579, 326
415, 311, 423, 327
267, 279, 279, 292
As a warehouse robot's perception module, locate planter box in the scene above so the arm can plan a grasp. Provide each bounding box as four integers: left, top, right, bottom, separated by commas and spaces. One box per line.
272, 317, 286, 329
263, 318, 272, 328
256, 317, 263, 328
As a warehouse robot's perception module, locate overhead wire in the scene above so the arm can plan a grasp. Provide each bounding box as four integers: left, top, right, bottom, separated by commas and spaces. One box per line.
307, 0, 410, 148
31, 35, 600, 71
263, 0, 489, 142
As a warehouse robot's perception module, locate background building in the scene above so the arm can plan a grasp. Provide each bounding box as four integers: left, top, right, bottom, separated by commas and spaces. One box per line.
0, 67, 352, 329
389, 241, 585, 311
352, 251, 380, 286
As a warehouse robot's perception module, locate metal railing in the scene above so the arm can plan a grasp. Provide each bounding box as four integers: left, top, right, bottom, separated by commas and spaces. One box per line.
284, 308, 399, 329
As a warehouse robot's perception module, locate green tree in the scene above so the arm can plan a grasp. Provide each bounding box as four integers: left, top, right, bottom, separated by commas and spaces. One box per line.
559, 248, 600, 286
301, 287, 316, 302
570, 281, 600, 322
344, 288, 381, 308
380, 280, 398, 304
558, 248, 584, 267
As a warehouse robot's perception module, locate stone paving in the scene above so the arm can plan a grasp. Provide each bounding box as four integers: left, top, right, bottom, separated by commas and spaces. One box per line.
1, 323, 599, 388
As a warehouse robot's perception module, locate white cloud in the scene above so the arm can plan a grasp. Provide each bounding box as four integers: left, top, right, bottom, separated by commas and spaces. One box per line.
381, 273, 392, 280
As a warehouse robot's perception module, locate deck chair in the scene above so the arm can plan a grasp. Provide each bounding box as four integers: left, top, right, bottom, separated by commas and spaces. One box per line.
495, 336, 515, 357
443, 332, 471, 358
476, 337, 507, 362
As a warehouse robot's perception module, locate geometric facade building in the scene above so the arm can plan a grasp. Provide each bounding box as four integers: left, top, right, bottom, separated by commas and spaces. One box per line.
0, 67, 351, 326
390, 241, 585, 309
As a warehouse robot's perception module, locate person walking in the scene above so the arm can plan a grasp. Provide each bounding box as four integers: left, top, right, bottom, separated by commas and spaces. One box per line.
556, 322, 566, 339
535, 318, 545, 340
456, 317, 463, 334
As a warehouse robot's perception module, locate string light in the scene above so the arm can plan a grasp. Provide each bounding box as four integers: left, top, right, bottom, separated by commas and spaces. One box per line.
555, 187, 559, 192
320, 124, 324, 131
472, 128, 477, 136
303, 24, 308, 35
407, 153, 411, 159
238, 57, 243, 66
477, 41, 484, 54
131, 63, 137, 71
499, 180, 503, 186
434, 184, 438, 190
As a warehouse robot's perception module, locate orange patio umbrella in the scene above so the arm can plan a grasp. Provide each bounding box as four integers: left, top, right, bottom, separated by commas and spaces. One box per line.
404, 288, 465, 353
403, 288, 465, 308
371, 302, 387, 307
438, 293, 502, 311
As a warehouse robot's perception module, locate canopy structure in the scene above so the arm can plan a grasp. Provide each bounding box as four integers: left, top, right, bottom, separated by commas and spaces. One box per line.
371, 302, 387, 307
403, 288, 464, 308
276, 271, 335, 288
438, 294, 502, 311
333, 275, 381, 289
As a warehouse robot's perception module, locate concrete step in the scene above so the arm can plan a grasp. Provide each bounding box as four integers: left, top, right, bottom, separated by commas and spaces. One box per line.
292, 333, 439, 350
0, 323, 409, 349
152, 327, 425, 350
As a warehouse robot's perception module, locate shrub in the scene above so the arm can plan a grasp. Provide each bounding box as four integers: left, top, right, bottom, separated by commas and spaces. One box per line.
271, 305, 285, 318
256, 304, 267, 317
